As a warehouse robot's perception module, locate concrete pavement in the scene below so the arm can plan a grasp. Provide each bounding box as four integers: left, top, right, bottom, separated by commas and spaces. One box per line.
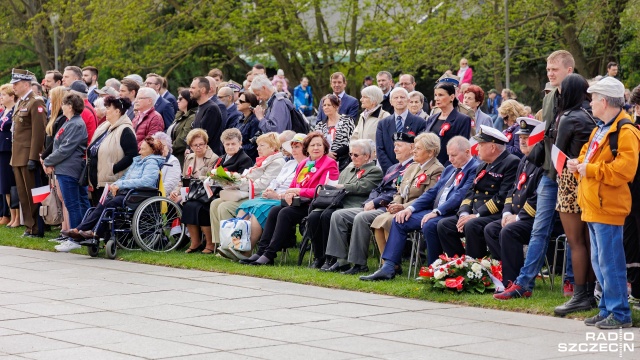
0, 246, 636, 359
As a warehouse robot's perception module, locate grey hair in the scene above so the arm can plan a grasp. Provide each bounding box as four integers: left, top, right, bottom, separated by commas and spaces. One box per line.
105, 78, 121, 91
138, 87, 158, 102
389, 87, 409, 99
414, 132, 441, 157
93, 97, 106, 112
446, 136, 471, 151
250, 75, 274, 91
360, 85, 384, 105
376, 71, 392, 80
349, 139, 374, 157
279, 130, 295, 144
408, 91, 425, 104
594, 93, 625, 108
153, 131, 172, 154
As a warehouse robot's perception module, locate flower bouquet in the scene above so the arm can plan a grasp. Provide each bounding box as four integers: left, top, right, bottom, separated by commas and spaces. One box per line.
208, 166, 242, 187
418, 254, 503, 293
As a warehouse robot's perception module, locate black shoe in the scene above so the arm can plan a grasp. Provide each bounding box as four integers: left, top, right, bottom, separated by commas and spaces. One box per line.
249, 258, 274, 266
322, 262, 350, 273
310, 258, 326, 269
554, 284, 594, 316
394, 266, 403, 276
239, 254, 261, 265
360, 269, 395, 281
21, 232, 43, 238
342, 264, 369, 275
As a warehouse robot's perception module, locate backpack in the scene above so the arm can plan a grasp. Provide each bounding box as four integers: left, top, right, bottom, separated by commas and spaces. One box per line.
276, 93, 310, 134
608, 118, 640, 210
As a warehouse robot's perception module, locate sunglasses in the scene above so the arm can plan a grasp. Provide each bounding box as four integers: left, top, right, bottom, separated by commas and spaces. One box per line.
237, 99, 248, 104
349, 153, 365, 158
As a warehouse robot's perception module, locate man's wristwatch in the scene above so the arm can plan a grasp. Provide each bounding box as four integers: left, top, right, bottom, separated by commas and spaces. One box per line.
432, 209, 441, 216
476, 213, 480, 218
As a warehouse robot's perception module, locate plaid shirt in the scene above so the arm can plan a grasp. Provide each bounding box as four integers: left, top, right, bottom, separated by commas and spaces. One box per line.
583, 117, 616, 164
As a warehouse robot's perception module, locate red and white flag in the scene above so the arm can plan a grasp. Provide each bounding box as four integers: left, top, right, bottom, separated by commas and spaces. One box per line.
527, 122, 546, 147
551, 145, 567, 177
99, 184, 111, 205
31, 185, 50, 203
170, 218, 182, 236
248, 179, 255, 199
469, 137, 479, 156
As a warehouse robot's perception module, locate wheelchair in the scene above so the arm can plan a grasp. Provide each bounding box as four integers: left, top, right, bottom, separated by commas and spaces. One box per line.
78, 187, 186, 259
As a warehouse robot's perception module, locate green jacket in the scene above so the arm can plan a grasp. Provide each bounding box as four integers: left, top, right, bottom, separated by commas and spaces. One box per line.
338, 161, 383, 208
170, 108, 197, 167
541, 88, 560, 179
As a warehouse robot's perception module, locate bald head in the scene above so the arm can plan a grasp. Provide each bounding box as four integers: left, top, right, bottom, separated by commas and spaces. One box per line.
217, 86, 234, 107
205, 76, 218, 98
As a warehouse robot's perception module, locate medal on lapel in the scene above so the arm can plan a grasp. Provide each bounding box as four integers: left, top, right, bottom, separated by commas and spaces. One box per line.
414, 173, 427, 188
517, 172, 527, 190
439, 123, 451, 137
356, 169, 365, 179
474, 170, 486, 184
455, 172, 464, 186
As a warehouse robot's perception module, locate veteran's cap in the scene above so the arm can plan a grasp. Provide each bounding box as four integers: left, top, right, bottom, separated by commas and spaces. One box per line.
473, 125, 509, 144
393, 132, 415, 143
10, 69, 35, 84
66, 80, 88, 94
96, 86, 118, 97
515, 117, 543, 135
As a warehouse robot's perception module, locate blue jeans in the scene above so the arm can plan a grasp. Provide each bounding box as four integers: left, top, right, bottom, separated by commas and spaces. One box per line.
588, 222, 631, 323
516, 175, 558, 290
56, 174, 90, 229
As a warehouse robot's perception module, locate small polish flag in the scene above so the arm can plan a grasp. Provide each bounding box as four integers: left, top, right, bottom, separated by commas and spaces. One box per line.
249, 179, 255, 199
170, 218, 182, 236
551, 145, 567, 177
203, 178, 214, 198
325, 171, 339, 186
99, 184, 111, 205
31, 185, 50, 203
469, 137, 479, 156
527, 122, 546, 147
179, 187, 189, 202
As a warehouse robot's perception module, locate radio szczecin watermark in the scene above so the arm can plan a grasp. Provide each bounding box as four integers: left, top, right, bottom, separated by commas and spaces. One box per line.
558, 329, 635, 357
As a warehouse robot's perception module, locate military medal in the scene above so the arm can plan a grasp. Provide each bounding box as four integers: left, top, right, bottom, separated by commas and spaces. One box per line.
517, 172, 527, 190
474, 170, 486, 184
415, 173, 427, 187
455, 172, 464, 186
439, 123, 451, 136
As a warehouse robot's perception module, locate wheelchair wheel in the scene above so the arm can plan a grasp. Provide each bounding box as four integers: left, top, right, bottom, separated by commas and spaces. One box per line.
88, 245, 99, 258
114, 214, 138, 250
132, 196, 185, 252
105, 239, 117, 259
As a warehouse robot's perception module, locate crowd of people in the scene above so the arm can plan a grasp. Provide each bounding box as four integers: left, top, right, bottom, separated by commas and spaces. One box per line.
0, 51, 639, 329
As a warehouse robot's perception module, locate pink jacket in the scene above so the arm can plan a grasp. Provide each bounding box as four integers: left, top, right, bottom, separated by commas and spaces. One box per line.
132, 108, 164, 147
457, 67, 473, 85
289, 154, 339, 198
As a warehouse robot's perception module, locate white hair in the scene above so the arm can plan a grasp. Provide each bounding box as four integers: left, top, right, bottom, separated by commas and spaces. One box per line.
153, 131, 172, 154
138, 87, 158, 102
250, 75, 274, 91
93, 97, 106, 112
105, 78, 121, 91
360, 85, 384, 105
390, 87, 409, 99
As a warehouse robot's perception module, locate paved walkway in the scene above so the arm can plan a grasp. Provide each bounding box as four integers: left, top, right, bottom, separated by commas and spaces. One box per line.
0, 247, 636, 360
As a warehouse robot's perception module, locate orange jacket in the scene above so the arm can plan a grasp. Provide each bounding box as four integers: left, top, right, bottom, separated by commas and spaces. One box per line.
576, 111, 640, 225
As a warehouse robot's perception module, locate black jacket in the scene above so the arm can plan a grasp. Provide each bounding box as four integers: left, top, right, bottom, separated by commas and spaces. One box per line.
192, 100, 224, 155
504, 157, 543, 221
425, 108, 472, 165
214, 148, 253, 173
555, 101, 597, 159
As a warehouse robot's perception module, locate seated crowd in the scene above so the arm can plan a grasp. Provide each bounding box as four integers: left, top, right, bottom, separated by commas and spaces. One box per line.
1, 49, 639, 330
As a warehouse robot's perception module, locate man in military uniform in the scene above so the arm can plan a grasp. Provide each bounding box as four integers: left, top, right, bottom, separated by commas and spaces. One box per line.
484, 118, 543, 287
10, 69, 47, 237
430, 73, 476, 135
437, 125, 520, 259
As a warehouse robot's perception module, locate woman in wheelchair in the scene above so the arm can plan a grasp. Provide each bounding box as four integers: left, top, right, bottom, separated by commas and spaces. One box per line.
56, 137, 165, 251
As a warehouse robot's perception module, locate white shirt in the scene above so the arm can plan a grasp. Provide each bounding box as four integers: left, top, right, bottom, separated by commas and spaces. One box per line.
267, 160, 299, 194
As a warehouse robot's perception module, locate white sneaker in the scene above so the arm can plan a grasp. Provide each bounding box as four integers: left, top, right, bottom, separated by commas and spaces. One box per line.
55, 240, 81, 252
228, 247, 248, 261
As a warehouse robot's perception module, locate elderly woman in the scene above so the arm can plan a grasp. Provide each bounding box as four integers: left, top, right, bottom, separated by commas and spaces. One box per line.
57, 137, 165, 252
214, 128, 253, 171
212, 132, 286, 259
173, 128, 219, 254
309, 140, 383, 270
0, 84, 17, 226
86, 96, 137, 206
463, 85, 493, 129
371, 132, 443, 254
168, 89, 198, 167
240, 132, 339, 265
152, 132, 181, 195
498, 99, 528, 158
408, 91, 429, 119
43, 94, 90, 233
352, 85, 389, 145
236, 92, 261, 161
425, 82, 472, 165
234, 133, 307, 257
314, 94, 355, 170
93, 97, 107, 126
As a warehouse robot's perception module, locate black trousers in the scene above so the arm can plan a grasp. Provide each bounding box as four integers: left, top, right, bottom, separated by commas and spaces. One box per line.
623, 210, 640, 298
437, 214, 501, 259
257, 204, 308, 260
484, 218, 535, 285
77, 195, 126, 232
307, 208, 338, 260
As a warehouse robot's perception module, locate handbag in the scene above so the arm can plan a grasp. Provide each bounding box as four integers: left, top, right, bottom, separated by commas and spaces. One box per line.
185, 179, 214, 204
310, 184, 348, 209
220, 213, 251, 252
39, 178, 63, 225
78, 159, 89, 187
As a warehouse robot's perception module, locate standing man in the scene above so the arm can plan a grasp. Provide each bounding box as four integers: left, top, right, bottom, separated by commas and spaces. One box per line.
10, 69, 46, 238
43, 70, 62, 94
190, 77, 224, 154
62, 66, 82, 87
144, 74, 174, 129
119, 79, 140, 120
567, 77, 639, 329
82, 66, 99, 105
377, 71, 394, 114
375, 87, 427, 173
159, 76, 178, 114
218, 86, 242, 130
316, 72, 359, 122
205, 76, 228, 129
496, 50, 574, 300
604, 62, 619, 79
398, 73, 429, 113
251, 75, 292, 133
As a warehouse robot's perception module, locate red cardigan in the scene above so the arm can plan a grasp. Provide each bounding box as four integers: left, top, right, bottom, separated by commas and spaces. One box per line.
289, 154, 339, 198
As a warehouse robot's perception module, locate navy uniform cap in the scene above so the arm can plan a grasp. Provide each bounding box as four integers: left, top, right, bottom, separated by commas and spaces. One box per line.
436, 73, 460, 87
473, 125, 509, 144
515, 117, 542, 135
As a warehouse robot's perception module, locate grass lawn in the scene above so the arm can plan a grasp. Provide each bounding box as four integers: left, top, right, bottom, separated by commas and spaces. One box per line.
1, 225, 638, 325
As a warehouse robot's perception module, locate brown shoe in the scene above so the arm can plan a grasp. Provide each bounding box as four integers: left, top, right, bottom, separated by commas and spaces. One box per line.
61, 229, 83, 239
78, 230, 95, 239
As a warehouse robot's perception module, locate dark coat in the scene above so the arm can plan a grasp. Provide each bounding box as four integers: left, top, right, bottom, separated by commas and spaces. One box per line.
424, 108, 472, 165
504, 157, 543, 221
555, 102, 597, 159
365, 159, 414, 208
238, 113, 261, 160
163, 91, 179, 115
375, 113, 427, 173
225, 103, 244, 130
211, 95, 228, 129
0, 108, 14, 153
317, 93, 360, 122
154, 95, 175, 130
213, 148, 253, 173
192, 100, 224, 156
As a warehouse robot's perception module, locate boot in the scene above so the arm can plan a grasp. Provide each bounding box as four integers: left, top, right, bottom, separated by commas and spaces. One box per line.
586, 282, 598, 308
554, 284, 594, 316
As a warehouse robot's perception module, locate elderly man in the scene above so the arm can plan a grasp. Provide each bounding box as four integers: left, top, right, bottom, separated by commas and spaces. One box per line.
375, 87, 427, 173
131, 87, 164, 146
190, 77, 224, 154
380, 136, 478, 272
10, 69, 46, 238
566, 77, 639, 329
144, 74, 174, 129
218, 86, 242, 129
325, 133, 415, 275
437, 125, 520, 260
317, 72, 359, 122
105, 78, 121, 92
399, 73, 429, 114
251, 74, 292, 133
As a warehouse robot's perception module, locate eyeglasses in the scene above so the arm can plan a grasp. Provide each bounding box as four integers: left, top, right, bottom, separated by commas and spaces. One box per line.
191, 143, 206, 148
349, 153, 365, 158
144, 81, 159, 86
237, 99, 247, 104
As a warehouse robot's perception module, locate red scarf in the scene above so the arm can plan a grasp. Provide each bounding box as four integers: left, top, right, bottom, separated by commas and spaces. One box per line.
254, 151, 278, 168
